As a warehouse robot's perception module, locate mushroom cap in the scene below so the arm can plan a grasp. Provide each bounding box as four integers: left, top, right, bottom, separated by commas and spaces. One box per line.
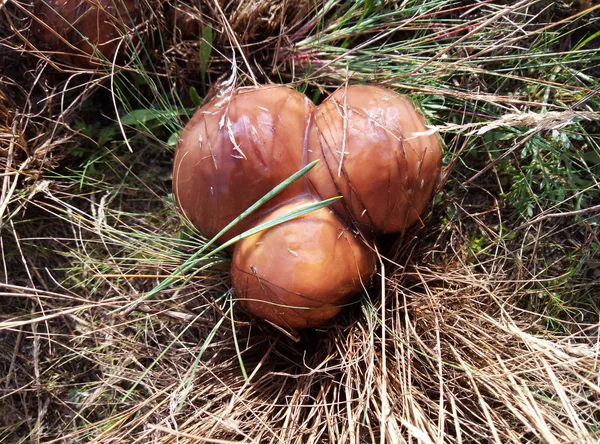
167, 3, 202, 40
32, 0, 138, 67
307, 85, 442, 234
173, 85, 315, 242
231, 196, 375, 329
32, 0, 78, 52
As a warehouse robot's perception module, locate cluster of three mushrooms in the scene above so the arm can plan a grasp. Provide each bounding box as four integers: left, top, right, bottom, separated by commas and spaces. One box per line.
173, 84, 442, 329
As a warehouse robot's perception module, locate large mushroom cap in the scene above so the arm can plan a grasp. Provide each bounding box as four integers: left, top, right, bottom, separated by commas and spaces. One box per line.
307, 85, 442, 234
231, 195, 375, 329
173, 85, 315, 242
32, 0, 138, 67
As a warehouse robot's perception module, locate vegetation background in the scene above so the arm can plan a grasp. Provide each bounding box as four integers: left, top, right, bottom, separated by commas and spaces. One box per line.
0, 0, 599, 442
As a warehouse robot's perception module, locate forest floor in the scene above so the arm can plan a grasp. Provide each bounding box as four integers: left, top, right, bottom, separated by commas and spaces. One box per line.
1, 1, 599, 442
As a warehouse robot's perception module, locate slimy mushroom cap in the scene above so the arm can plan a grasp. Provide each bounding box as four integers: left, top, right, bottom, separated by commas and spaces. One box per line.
231, 196, 375, 329
307, 85, 442, 234
173, 86, 313, 241
173, 85, 314, 242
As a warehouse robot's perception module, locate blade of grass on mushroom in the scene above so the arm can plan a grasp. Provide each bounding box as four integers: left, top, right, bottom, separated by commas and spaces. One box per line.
116, 159, 325, 313
216, 196, 343, 252
121, 196, 342, 314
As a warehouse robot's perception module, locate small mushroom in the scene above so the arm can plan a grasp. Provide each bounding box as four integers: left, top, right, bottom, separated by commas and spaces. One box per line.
173, 85, 315, 242
32, 0, 139, 67
307, 85, 442, 234
231, 196, 375, 329
167, 2, 202, 40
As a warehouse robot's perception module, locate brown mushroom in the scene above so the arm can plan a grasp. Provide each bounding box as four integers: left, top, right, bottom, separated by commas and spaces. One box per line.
307, 85, 442, 234
32, 0, 139, 67
167, 2, 202, 40
173, 85, 315, 243
231, 195, 375, 329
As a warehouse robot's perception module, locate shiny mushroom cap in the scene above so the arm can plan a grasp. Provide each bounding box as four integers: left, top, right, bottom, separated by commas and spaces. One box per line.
231, 195, 375, 329
307, 85, 442, 234
173, 85, 315, 242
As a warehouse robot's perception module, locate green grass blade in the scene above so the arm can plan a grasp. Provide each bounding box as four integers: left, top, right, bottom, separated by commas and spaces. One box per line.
214, 196, 343, 254
230, 298, 248, 382
115, 159, 321, 313
199, 25, 213, 86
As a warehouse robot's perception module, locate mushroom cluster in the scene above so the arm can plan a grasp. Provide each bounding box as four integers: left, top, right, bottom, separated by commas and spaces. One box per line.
173, 84, 442, 329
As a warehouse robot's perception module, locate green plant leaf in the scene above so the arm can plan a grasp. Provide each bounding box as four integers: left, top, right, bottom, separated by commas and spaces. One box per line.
120, 108, 181, 126
189, 86, 202, 107
199, 25, 213, 82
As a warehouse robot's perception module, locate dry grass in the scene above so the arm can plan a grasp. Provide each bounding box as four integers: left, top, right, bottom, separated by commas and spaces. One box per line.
1, 0, 599, 443
2, 187, 598, 442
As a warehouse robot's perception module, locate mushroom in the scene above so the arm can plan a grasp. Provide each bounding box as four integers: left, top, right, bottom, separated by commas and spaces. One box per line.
167, 2, 202, 41
231, 195, 375, 329
307, 85, 442, 234
172, 85, 314, 243
32, 0, 139, 67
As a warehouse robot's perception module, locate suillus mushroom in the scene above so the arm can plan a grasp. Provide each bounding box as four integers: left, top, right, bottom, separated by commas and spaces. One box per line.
167, 2, 202, 41
173, 83, 442, 329
231, 196, 375, 329
172, 85, 314, 242
307, 85, 442, 234
32, 0, 138, 67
